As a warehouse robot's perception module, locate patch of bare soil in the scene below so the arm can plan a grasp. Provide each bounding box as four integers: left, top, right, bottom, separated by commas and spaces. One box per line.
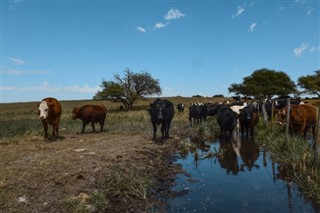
0, 133, 183, 212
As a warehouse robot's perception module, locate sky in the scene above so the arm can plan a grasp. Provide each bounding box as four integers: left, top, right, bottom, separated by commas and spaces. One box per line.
1, 0, 319, 103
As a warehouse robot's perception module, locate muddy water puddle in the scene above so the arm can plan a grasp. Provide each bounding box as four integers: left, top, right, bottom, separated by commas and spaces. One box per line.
168, 137, 318, 213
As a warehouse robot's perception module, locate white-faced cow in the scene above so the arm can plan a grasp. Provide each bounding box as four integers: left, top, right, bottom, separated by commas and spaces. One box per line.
149, 99, 174, 142
37, 97, 62, 140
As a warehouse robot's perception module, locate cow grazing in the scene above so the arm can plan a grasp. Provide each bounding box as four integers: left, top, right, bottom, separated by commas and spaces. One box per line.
38, 97, 62, 140
177, 103, 185, 113
149, 99, 174, 142
189, 103, 207, 126
216, 106, 238, 138
72, 104, 107, 133
276, 104, 317, 139
238, 105, 259, 136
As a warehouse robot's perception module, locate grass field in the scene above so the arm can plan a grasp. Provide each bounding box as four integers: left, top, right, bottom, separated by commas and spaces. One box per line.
0, 96, 319, 211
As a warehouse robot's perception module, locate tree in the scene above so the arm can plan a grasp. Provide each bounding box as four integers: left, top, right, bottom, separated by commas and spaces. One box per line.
228, 68, 296, 98
94, 68, 161, 110
297, 70, 320, 98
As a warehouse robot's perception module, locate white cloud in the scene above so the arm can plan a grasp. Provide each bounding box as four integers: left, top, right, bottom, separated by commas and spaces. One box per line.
154, 22, 167, 29
248, 23, 257, 32
232, 6, 245, 18
8, 57, 25, 65
164, 8, 185, 20
309, 45, 320, 52
137, 26, 146, 33
307, 8, 314, 15
294, 43, 309, 57
0, 81, 99, 94
1, 69, 49, 75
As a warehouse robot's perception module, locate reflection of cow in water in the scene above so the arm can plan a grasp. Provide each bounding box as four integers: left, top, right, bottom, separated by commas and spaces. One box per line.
239, 137, 260, 171
218, 140, 239, 175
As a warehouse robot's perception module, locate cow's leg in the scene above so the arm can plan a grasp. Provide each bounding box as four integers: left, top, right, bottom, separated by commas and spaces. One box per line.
161, 123, 165, 139
152, 123, 157, 141
91, 122, 96, 132
53, 119, 60, 140
165, 122, 171, 138
81, 122, 86, 133
100, 120, 104, 132
42, 120, 48, 139
189, 116, 192, 127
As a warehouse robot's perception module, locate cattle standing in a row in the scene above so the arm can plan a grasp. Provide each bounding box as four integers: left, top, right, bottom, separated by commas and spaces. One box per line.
276, 104, 317, 139
149, 99, 174, 142
72, 104, 107, 133
238, 105, 259, 136
189, 103, 207, 126
38, 97, 62, 140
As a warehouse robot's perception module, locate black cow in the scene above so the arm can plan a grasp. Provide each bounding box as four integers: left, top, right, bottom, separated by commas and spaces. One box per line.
205, 102, 223, 118
177, 103, 185, 113
189, 103, 207, 126
149, 99, 174, 142
216, 106, 238, 138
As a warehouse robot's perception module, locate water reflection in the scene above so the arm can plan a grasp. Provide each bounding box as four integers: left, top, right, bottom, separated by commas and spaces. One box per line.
169, 135, 318, 213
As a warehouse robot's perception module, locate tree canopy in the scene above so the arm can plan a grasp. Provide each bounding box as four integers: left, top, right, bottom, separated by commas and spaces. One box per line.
94, 68, 161, 110
228, 68, 296, 98
297, 70, 320, 97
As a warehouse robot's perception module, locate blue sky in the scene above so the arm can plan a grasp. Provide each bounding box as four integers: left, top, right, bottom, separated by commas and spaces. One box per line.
1, 0, 319, 103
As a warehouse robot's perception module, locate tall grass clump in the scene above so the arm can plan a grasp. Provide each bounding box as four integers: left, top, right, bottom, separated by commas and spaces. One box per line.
256, 120, 320, 203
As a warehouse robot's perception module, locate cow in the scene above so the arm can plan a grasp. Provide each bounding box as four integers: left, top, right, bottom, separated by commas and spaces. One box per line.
238, 105, 259, 136
177, 103, 185, 113
276, 104, 317, 139
72, 104, 107, 133
205, 102, 223, 118
216, 106, 238, 138
37, 97, 62, 140
189, 103, 207, 126
149, 99, 174, 142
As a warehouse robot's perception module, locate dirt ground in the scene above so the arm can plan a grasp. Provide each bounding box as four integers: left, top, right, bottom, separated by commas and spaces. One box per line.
0, 132, 184, 212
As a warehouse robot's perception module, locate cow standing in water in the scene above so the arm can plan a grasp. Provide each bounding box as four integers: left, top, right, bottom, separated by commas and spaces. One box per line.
239, 105, 259, 136
72, 104, 107, 133
149, 99, 174, 142
38, 97, 62, 140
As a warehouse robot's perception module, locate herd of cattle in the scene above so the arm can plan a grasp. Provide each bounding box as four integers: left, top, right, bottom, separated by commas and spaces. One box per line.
37, 97, 318, 143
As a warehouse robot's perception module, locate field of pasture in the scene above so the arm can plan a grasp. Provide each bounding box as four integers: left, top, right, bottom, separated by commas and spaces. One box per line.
0, 96, 319, 212
0, 96, 225, 212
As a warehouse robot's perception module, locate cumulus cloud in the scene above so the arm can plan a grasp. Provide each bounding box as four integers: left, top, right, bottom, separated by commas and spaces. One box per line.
164, 8, 185, 20
294, 43, 309, 57
154, 22, 167, 29
248, 23, 257, 32
137, 26, 146, 33
8, 57, 25, 65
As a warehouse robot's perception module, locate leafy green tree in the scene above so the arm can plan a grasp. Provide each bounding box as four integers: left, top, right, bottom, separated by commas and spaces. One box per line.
297, 70, 320, 98
228, 68, 296, 98
94, 68, 161, 110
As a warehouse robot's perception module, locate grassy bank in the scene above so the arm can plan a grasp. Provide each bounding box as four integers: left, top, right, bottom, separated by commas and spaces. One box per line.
256, 120, 320, 204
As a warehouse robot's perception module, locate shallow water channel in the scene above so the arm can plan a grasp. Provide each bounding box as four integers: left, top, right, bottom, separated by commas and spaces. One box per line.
167, 136, 319, 213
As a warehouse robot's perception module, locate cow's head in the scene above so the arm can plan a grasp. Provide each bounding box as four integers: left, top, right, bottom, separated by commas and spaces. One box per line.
150, 100, 167, 120
38, 101, 53, 120
71, 107, 80, 120
276, 108, 287, 126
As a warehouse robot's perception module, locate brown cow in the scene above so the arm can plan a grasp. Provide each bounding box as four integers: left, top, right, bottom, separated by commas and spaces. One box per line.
277, 104, 317, 139
238, 105, 259, 136
72, 104, 107, 133
38, 97, 62, 140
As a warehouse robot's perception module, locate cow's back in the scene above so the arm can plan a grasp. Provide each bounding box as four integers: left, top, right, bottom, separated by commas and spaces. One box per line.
79, 104, 107, 121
